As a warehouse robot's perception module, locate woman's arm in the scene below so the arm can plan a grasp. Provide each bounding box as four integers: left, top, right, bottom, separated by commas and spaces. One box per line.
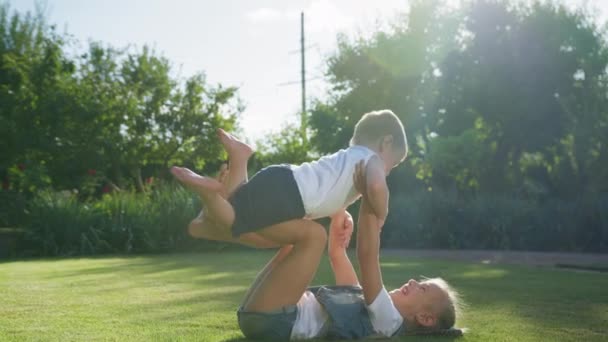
328, 210, 359, 286
362, 157, 389, 224
356, 198, 384, 304
353, 160, 385, 305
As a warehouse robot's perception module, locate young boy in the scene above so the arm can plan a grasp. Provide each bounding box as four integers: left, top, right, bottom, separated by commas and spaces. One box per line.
171, 109, 407, 250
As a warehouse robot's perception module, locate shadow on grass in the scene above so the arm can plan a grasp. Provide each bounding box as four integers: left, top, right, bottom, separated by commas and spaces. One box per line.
28, 251, 275, 325
221, 333, 466, 342
36, 251, 269, 285
220, 335, 465, 342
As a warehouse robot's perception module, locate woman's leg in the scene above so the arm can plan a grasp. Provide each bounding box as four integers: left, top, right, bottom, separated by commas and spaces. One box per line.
242, 219, 327, 312
240, 245, 294, 308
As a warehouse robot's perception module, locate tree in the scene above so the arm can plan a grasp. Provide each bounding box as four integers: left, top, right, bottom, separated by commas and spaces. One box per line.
310, 0, 608, 197
0, 3, 75, 192
1, 4, 242, 194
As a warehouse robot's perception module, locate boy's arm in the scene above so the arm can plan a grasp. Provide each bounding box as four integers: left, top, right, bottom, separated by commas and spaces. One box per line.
328, 210, 359, 286
362, 157, 389, 224
353, 162, 384, 304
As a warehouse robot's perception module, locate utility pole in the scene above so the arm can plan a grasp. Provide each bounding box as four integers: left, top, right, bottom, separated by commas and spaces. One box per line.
300, 12, 307, 145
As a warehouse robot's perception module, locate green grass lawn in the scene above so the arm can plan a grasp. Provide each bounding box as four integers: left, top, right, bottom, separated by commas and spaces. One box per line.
1, 250, 607, 342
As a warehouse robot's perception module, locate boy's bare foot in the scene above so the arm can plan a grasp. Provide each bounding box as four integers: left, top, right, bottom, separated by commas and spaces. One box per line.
217, 163, 229, 185
217, 128, 254, 160
170, 166, 223, 194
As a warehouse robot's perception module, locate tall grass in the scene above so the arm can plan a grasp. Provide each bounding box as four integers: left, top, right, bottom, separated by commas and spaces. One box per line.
382, 190, 608, 252
9, 186, 608, 257
19, 184, 203, 257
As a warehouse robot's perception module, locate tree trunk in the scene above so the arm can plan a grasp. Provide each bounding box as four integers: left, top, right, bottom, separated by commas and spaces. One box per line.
132, 167, 145, 192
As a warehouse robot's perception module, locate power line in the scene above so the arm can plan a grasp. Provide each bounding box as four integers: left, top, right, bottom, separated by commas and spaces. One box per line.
277, 76, 323, 87
300, 12, 307, 144
288, 44, 318, 55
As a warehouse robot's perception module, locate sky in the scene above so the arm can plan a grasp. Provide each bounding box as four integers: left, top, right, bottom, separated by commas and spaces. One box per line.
9, 0, 608, 142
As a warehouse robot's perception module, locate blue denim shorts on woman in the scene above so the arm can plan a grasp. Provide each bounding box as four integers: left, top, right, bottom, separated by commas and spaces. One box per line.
237, 305, 297, 340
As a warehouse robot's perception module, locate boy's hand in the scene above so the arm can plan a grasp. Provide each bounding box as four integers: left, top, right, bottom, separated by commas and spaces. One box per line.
215, 163, 229, 197
341, 211, 354, 248
216, 163, 229, 185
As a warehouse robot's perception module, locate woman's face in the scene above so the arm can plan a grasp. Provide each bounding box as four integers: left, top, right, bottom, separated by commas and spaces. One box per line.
389, 279, 447, 326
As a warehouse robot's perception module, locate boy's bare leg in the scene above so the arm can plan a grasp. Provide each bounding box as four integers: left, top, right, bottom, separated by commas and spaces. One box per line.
190, 128, 252, 237
171, 166, 235, 230
187, 129, 274, 247
217, 128, 254, 197
176, 164, 278, 248
189, 217, 278, 248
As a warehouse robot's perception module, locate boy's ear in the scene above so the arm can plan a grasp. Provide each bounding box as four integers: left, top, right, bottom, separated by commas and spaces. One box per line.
415, 312, 437, 327
380, 135, 393, 152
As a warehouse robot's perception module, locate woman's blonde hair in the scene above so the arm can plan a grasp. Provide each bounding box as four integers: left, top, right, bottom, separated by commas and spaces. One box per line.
350, 109, 408, 161
406, 277, 465, 336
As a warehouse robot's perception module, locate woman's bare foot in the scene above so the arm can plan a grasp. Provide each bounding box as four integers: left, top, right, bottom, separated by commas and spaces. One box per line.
217, 128, 254, 161
170, 166, 223, 194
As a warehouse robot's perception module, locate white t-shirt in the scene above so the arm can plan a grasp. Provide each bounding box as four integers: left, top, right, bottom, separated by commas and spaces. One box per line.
290, 288, 403, 340
367, 288, 404, 337
290, 291, 328, 340
290, 145, 378, 219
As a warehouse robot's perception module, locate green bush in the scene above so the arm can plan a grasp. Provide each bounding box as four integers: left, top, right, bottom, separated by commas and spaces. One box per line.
0, 190, 27, 227
382, 190, 608, 252
12, 184, 608, 257
17, 183, 224, 257
22, 190, 107, 256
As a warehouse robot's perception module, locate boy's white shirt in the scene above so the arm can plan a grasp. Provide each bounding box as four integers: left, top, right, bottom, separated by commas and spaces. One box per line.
291, 145, 378, 219
290, 287, 403, 340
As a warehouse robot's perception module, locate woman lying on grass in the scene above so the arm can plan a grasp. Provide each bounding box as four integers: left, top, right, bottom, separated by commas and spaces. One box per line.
172, 130, 464, 339
235, 201, 464, 340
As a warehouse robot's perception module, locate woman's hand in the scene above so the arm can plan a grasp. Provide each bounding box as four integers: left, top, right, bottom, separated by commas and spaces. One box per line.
329, 210, 354, 249
340, 210, 354, 249
353, 160, 367, 198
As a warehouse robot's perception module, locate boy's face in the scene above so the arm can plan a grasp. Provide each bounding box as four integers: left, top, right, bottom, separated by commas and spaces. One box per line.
389, 279, 447, 326
378, 149, 403, 175
377, 135, 405, 174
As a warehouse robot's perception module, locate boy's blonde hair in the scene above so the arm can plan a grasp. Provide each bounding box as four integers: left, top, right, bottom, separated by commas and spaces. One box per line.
350, 109, 408, 161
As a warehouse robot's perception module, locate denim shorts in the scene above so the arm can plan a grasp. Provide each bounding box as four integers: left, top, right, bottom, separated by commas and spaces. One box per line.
237, 305, 297, 340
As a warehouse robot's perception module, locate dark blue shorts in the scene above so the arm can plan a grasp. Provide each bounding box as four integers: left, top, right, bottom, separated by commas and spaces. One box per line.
229, 165, 306, 237
237, 305, 297, 340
